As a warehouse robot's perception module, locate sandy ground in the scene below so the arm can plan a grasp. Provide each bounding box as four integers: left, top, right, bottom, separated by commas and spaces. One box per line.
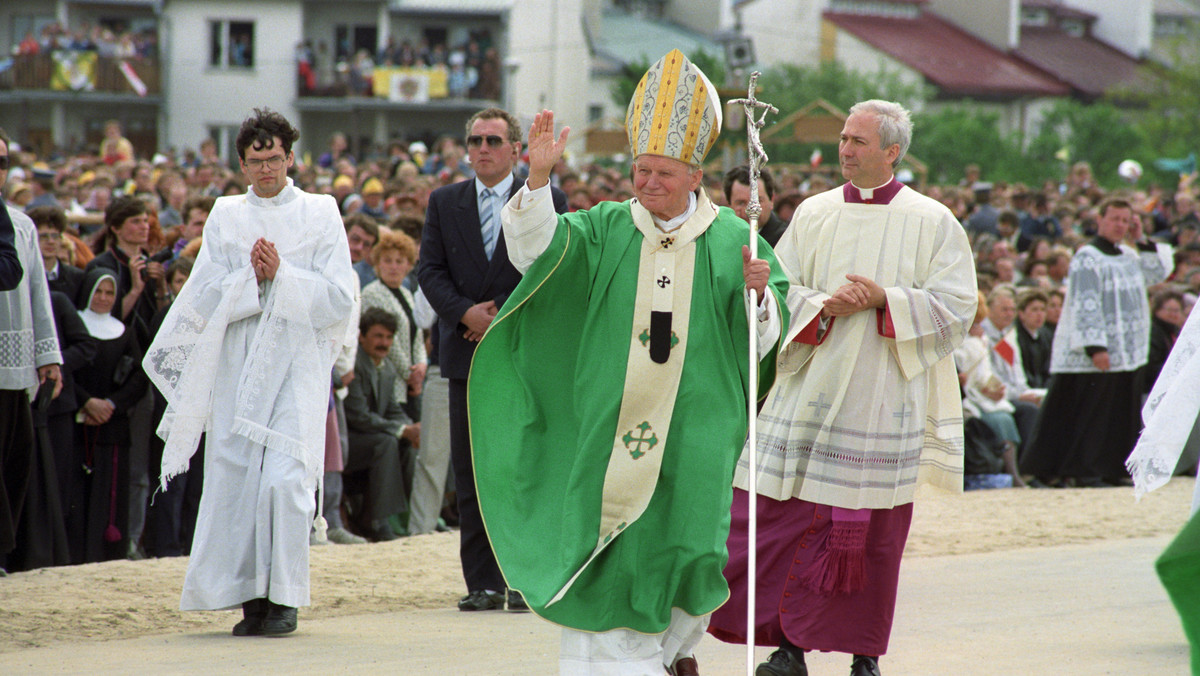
0, 479, 1193, 655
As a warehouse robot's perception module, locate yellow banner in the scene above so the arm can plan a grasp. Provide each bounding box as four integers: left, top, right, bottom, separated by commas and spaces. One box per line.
50, 51, 97, 92
373, 66, 448, 99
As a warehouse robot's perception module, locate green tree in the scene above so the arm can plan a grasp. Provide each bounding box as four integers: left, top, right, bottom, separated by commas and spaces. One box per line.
1125, 37, 1200, 164
609, 49, 726, 110
1033, 100, 1153, 189
909, 105, 1025, 185
754, 61, 929, 165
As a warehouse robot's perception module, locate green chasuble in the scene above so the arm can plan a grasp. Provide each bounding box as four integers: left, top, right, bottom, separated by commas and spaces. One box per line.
469, 197, 788, 633
1158, 508, 1200, 674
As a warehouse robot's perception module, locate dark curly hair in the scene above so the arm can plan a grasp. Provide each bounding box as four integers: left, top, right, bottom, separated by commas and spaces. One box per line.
359, 306, 399, 336
235, 108, 300, 161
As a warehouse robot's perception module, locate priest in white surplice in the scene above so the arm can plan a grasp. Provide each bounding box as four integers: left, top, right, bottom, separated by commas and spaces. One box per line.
143, 110, 355, 636
709, 101, 977, 676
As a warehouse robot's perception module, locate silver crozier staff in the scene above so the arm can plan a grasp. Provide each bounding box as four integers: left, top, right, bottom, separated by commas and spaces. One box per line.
729, 71, 778, 676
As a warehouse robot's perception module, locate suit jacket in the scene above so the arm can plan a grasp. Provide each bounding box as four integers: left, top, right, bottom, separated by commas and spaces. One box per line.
759, 210, 788, 249
417, 176, 567, 380
345, 348, 412, 437
48, 262, 87, 307
1016, 322, 1053, 389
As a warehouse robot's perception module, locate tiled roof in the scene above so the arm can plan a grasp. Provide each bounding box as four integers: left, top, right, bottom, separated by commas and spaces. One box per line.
593, 10, 723, 69
1014, 26, 1148, 98
822, 10, 1069, 98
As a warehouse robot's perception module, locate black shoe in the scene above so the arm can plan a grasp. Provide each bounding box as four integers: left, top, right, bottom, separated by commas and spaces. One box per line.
756, 649, 807, 676
458, 589, 504, 611
261, 601, 298, 636
369, 522, 399, 542
231, 598, 267, 636
506, 589, 529, 611
850, 655, 880, 676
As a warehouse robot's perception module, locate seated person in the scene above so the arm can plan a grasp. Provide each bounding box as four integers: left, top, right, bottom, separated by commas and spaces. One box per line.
955, 291, 1024, 487
343, 307, 421, 541
1015, 288, 1053, 389
980, 285, 1043, 453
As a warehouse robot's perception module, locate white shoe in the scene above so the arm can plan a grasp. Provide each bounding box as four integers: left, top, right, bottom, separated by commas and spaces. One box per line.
327, 527, 368, 545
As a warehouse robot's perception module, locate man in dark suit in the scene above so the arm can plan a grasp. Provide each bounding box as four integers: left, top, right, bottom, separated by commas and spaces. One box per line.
27, 206, 86, 305
344, 307, 421, 542
723, 164, 788, 247
1015, 288, 1053, 389
418, 107, 567, 612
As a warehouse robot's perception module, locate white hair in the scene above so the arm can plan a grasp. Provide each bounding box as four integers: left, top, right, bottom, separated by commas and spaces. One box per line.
848, 100, 912, 169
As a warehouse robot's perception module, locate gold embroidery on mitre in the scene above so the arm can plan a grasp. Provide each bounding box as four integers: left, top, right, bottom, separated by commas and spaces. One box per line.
625, 49, 723, 167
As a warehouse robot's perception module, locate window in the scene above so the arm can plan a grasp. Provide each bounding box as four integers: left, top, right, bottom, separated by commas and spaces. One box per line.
209, 20, 254, 68
1020, 9, 1049, 27
207, 124, 241, 167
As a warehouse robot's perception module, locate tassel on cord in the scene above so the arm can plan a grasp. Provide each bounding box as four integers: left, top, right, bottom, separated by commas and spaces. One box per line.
800, 520, 869, 595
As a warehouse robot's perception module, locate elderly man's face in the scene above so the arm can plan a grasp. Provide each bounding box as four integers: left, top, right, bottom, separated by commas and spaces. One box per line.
729, 178, 773, 226
632, 155, 701, 221
839, 112, 899, 188
989, 295, 1017, 331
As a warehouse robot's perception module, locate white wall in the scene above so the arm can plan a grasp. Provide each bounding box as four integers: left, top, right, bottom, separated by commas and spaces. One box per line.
161, 0, 303, 156
1064, 0, 1152, 57
738, 0, 824, 69
507, 0, 590, 154
926, 0, 1018, 50
834, 31, 926, 106
668, 0, 728, 36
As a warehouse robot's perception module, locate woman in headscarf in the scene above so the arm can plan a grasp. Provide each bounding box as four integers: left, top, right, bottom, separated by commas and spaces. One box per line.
71, 268, 147, 563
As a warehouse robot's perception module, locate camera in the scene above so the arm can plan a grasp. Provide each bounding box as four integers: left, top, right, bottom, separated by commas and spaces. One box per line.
140, 248, 174, 282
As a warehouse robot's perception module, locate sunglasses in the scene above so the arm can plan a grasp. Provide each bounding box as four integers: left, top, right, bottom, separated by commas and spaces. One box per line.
0, 156, 8, 170
466, 135, 508, 148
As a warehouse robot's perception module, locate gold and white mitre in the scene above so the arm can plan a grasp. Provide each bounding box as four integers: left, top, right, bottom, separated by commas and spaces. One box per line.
625, 49, 723, 166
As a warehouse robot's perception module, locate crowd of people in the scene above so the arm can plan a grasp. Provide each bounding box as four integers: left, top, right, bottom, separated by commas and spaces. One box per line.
0, 93, 1197, 668
13, 21, 158, 60
297, 27, 501, 100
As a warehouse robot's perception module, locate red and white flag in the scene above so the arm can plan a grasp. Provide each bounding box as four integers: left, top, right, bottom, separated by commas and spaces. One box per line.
118, 60, 147, 97
810, 148, 822, 168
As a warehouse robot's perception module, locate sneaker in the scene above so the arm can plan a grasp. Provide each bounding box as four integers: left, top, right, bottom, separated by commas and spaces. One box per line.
327, 527, 368, 545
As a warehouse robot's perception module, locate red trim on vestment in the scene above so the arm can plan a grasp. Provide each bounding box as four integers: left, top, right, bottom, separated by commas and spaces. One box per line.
876, 307, 895, 338
793, 315, 835, 345
842, 178, 904, 205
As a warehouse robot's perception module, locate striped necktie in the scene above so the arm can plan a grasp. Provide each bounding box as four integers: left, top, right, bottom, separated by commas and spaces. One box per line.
480, 187, 496, 260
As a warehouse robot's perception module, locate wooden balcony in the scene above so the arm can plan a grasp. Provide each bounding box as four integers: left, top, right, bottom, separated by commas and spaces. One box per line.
1, 53, 160, 96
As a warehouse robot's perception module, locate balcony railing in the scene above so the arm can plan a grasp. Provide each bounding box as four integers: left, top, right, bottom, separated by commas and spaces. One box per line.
298, 64, 500, 103
1, 53, 160, 96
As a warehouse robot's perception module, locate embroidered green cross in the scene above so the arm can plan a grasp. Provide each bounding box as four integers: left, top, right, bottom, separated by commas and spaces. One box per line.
622, 421, 658, 459
638, 328, 679, 349
603, 522, 629, 545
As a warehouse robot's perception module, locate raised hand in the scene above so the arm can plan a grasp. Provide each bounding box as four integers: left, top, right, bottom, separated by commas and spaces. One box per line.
526, 109, 570, 190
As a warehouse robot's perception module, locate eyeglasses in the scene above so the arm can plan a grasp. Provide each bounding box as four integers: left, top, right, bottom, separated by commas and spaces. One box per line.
0, 156, 8, 170
245, 155, 287, 171
466, 135, 508, 148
